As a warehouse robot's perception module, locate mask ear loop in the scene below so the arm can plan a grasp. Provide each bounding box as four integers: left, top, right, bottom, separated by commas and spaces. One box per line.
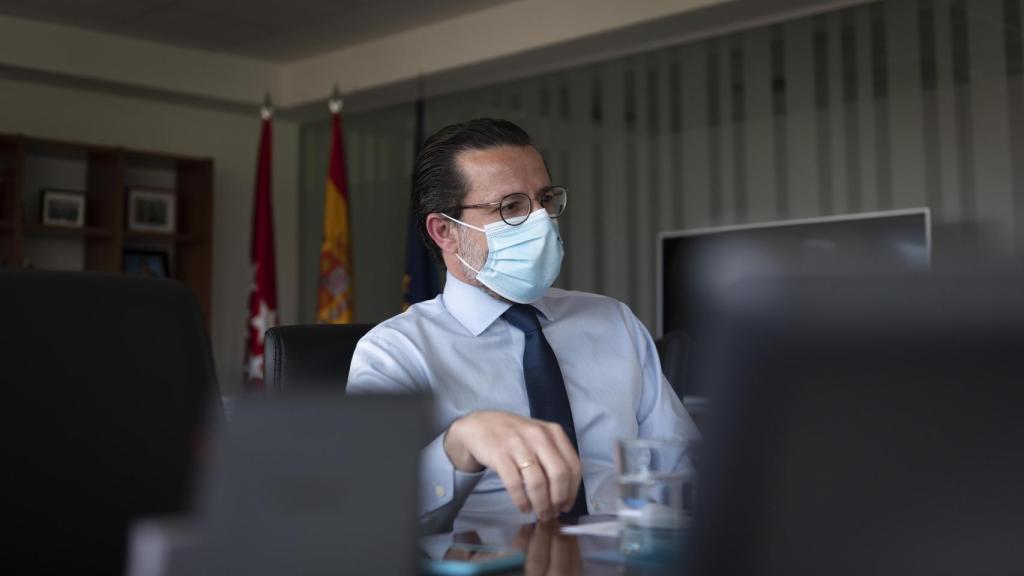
456, 254, 482, 275
440, 212, 485, 232
440, 212, 486, 275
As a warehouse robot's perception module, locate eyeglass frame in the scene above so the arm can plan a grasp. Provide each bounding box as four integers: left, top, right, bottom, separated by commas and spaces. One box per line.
442, 186, 568, 227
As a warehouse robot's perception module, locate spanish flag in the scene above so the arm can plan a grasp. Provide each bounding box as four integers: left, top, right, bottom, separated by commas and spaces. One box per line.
317, 104, 354, 323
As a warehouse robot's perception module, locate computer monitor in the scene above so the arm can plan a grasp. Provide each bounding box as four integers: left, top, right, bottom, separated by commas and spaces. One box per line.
657, 209, 930, 396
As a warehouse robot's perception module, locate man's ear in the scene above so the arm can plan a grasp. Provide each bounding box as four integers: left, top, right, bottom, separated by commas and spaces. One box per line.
426, 213, 458, 255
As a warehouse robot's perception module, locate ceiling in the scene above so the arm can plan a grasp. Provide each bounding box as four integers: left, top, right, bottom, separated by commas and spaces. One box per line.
0, 0, 515, 61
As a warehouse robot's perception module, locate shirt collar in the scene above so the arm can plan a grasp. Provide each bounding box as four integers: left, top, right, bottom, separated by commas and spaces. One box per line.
442, 272, 554, 336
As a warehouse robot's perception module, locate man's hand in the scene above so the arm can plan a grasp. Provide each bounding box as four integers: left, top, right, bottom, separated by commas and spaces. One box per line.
443, 410, 583, 521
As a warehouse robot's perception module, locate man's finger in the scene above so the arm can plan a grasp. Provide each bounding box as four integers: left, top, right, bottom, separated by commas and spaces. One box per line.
493, 457, 531, 513
532, 439, 573, 511
519, 457, 554, 521
543, 423, 583, 511
544, 423, 582, 478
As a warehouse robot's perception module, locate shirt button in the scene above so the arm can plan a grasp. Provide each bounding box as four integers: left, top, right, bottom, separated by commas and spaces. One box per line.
434, 483, 446, 498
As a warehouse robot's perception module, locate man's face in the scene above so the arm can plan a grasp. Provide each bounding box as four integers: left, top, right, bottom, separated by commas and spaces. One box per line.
451, 145, 552, 285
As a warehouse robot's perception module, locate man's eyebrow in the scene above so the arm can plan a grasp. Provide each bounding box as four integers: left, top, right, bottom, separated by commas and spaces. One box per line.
481, 185, 555, 201
523, 185, 556, 197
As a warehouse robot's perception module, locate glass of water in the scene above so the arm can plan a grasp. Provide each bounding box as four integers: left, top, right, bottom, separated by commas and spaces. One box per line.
616, 438, 697, 560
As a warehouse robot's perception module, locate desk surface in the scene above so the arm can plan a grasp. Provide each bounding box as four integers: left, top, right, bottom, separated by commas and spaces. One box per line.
423, 515, 682, 575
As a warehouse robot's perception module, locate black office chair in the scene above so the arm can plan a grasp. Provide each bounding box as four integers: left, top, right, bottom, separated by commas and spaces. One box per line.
656, 330, 691, 399
263, 323, 375, 392
0, 269, 219, 576
656, 329, 710, 430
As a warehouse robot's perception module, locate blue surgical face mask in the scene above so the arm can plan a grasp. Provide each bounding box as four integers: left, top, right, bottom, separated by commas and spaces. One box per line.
443, 207, 564, 303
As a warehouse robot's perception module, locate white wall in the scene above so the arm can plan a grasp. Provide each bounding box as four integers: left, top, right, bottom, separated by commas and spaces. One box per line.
0, 76, 300, 394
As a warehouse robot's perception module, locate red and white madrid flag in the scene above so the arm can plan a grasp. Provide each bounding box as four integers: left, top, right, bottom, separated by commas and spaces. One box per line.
244, 104, 278, 390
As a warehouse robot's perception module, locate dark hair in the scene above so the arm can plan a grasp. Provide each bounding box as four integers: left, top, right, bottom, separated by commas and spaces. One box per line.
412, 118, 532, 266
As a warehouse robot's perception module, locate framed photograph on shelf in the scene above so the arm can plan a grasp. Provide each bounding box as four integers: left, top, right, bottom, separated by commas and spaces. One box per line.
123, 249, 170, 278
41, 189, 86, 228
127, 188, 176, 233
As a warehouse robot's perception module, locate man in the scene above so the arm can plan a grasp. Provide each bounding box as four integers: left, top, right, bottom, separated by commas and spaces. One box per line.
348, 118, 697, 533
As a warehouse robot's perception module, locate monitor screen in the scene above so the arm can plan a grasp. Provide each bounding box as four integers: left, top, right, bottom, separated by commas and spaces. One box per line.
658, 209, 931, 393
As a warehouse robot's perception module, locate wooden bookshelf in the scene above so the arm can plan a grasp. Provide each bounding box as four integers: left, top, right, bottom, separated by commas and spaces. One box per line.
0, 133, 213, 326
22, 224, 115, 239
123, 230, 198, 243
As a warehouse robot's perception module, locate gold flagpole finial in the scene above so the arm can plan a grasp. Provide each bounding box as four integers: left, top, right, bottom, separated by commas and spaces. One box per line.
328, 83, 343, 114
260, 92, 273, 120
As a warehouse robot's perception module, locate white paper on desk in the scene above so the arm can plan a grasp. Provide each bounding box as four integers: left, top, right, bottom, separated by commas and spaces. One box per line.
560, 520, 620, 537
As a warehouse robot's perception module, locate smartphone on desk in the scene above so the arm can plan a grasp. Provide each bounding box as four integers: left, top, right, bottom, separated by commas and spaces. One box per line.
421, 543, 525, 575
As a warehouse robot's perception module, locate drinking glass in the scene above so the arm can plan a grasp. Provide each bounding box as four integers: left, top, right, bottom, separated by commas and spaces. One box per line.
616, 438, 697, 561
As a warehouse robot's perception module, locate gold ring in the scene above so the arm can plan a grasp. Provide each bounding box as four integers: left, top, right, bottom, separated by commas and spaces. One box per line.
518, 460, 535, 470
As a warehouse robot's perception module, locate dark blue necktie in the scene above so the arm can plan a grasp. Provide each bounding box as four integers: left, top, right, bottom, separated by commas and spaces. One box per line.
502, 304, 588, 517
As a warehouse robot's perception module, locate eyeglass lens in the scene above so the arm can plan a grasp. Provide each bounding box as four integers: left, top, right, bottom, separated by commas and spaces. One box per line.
499, 188, 567, 225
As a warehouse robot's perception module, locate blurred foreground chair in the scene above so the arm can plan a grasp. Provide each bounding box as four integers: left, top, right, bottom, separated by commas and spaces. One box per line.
0, 270, 219, 576
263, 324, 374, 392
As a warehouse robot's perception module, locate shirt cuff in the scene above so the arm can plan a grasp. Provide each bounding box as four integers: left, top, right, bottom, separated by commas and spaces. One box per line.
420, 431, 485, 520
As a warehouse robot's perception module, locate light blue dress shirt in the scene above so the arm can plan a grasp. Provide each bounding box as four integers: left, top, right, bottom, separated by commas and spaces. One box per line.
347, 273, 698, 532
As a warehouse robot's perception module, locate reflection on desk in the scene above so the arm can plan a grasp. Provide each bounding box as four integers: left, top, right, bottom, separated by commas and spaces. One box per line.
422, 515, 683, 576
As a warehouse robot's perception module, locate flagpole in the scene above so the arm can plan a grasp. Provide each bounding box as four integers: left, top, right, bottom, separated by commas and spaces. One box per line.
329, 84, 343, 115
261, 92, 273, 120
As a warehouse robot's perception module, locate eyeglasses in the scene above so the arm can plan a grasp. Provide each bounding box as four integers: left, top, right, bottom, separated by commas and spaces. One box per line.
447, 186, 568, 226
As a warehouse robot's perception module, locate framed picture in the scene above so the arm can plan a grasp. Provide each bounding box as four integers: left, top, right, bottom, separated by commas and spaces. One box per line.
123, 249, 170, 278
41, 189, 86, 228
128, 188, 176, 233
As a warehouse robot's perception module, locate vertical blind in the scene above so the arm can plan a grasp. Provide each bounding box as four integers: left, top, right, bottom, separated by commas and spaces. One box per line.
301, 0, 1024, 330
